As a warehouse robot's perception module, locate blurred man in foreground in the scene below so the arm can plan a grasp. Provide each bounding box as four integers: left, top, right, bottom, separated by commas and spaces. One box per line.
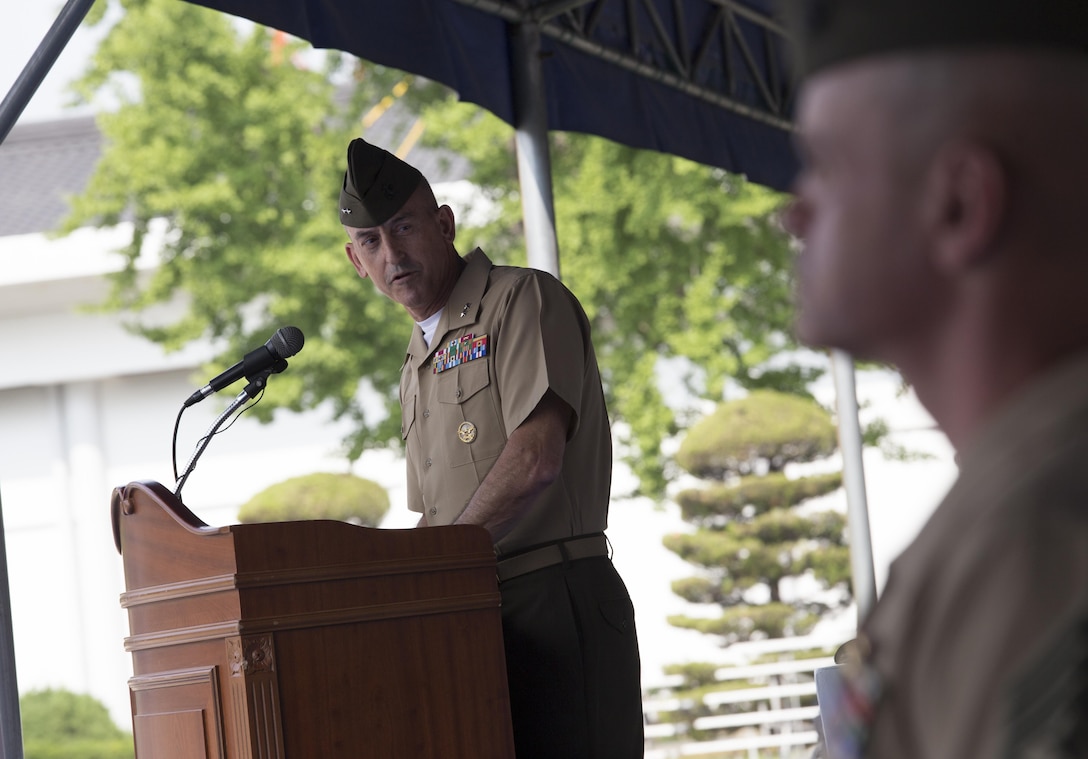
783, 2, 1088, 757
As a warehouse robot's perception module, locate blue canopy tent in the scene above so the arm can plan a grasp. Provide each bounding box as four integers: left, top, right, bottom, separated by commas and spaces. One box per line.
0, 2, 875, 755
180, 0, 802, 271
184, 0, 800, 186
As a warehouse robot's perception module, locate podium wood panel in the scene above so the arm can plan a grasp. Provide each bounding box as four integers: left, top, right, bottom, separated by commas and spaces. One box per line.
112, 481, 515, 758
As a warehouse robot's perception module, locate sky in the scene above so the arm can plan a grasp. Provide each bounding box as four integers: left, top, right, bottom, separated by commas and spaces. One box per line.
0, 2, 108, 125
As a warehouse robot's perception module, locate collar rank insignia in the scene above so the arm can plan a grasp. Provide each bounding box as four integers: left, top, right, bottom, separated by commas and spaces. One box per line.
433, 333, 488, 374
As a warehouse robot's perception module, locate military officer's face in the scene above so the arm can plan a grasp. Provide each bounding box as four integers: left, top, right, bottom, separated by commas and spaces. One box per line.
344, 184, 461, 322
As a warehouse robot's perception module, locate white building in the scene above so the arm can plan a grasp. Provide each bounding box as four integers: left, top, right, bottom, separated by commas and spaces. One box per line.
0, 114, 958, 734
0, 114, 447, 726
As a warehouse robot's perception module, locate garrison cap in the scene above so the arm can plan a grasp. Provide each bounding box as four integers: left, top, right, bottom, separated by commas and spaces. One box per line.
786, 0, 1088, 78
339, 138, 424, 228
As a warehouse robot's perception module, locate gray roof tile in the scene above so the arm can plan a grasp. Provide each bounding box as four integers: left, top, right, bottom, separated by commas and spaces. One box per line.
0, 106, 470, 239
0, 116, 102, 237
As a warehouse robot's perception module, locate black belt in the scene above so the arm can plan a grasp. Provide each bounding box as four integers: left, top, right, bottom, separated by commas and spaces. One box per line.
496, 534, 609, 583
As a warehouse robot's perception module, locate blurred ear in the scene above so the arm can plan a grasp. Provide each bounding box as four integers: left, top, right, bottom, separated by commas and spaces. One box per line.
437, 204, 456, 243
923, 141, 1007, 274
344, 242, 369, 279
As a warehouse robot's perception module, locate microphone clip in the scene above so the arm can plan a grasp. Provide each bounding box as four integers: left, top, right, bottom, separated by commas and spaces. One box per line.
240, 358, 289, 400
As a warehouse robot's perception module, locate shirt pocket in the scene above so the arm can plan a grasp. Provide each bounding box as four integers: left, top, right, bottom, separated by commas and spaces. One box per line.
438, 361, 504, 467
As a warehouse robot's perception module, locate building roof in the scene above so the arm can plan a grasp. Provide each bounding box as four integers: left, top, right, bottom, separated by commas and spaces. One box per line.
0, 107, 469, 239
0, 116, 102, 237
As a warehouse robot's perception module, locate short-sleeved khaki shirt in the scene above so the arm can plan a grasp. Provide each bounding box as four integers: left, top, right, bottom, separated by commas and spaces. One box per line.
849, 351, 1088, 759
399, 248, 612, 554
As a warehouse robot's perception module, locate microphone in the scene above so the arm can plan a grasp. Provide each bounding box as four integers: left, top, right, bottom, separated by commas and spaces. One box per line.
184, 326, 305, 407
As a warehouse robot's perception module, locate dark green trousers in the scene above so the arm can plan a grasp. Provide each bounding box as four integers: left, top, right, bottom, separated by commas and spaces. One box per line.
499, 556, 644, 758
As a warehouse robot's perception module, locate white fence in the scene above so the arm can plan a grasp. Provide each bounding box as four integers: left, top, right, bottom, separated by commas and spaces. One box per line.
643, 633, 847, 758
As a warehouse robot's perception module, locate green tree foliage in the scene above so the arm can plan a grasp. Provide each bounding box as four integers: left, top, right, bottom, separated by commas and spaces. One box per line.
665, 391, 850, 644
64, 0, 810, 497
20, 688, 133, 759
65, 0, 424, 457
237, 472, 390, 525
676, 390, 837, 478
415, 103, 812, 495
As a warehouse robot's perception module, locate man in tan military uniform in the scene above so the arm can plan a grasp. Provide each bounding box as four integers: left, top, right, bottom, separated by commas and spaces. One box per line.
339, 137, 643, 758
782, 2, 1088, 757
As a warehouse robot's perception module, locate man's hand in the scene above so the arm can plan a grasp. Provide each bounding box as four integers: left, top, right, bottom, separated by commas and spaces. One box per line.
453, 389, 572, 542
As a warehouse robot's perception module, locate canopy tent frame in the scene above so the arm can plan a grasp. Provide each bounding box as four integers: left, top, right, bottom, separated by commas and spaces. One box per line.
456, 0, 796, 132
0, 492, 21, 759
0, 6, 99, 755
0, 2, 875, 754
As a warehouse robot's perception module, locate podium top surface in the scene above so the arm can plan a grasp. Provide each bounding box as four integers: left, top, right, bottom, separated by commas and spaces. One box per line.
112, 480, 496, 592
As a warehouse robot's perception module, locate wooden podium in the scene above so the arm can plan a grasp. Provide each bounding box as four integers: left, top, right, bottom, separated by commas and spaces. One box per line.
111, 481, 515, 758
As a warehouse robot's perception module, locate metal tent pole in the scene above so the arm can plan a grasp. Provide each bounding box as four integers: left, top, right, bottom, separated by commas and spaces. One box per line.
0, 3, 98, 753
0, 489, 23, 759
0, 0, 97, 145
831, 349, 878, 625
510, 19, 561, 278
